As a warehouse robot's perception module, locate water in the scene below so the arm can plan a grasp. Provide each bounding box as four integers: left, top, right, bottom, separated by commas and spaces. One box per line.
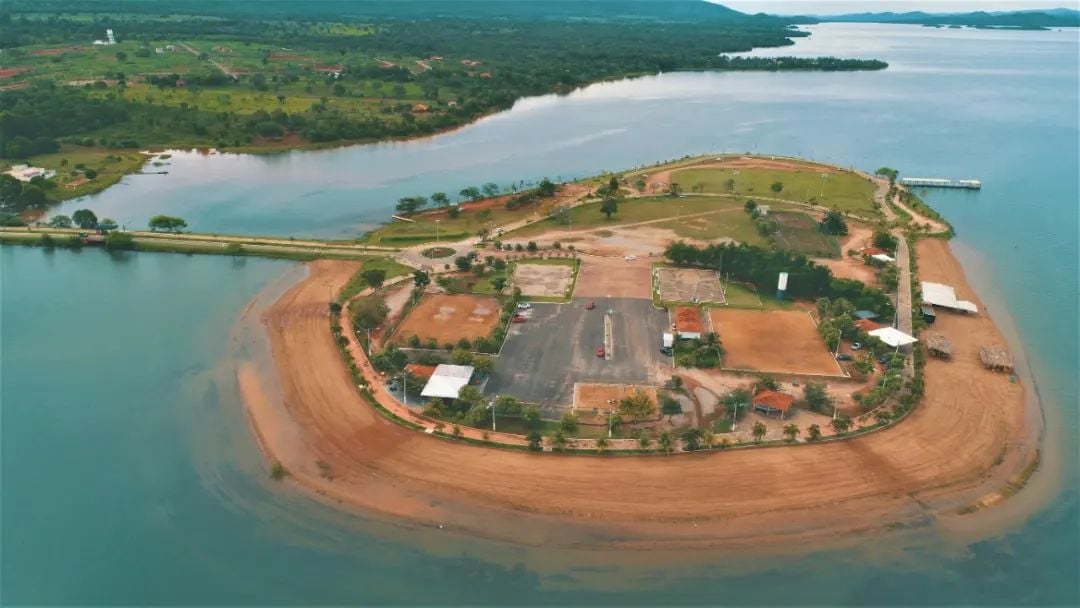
7, 24, 1078, 604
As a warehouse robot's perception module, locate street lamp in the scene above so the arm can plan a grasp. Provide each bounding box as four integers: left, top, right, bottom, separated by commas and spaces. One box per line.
487, 396, 499, 432
435, 219, 441, 244
400, 371, 408, 406
731, 401, 745, 431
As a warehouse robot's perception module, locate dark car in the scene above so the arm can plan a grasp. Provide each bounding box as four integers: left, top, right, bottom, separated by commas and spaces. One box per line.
836, 353, 853, 361
660, 346, 673, 356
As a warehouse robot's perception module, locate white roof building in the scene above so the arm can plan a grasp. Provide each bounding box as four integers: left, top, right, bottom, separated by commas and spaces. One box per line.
922, 281, 978, 313
419, 364, 475, 399
871, 253, 895, 263
869, 327, 918, 348
4, 165, 56, 182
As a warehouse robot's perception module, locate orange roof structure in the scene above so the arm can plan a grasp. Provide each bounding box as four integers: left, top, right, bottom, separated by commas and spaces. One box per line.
674, 307, 705, 333
753, 390, 795, 412
855, 318, 885, 332
405, 363, 437, 380
412, 103, 430, 113
861, 247, 887, 256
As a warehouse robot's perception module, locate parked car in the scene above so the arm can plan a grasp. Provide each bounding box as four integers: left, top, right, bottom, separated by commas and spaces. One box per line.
851, 342, 863, 350
624, 255, 637, 261
585, 301, 596, 310
516, 302, 532, 310
387, 381, 400, 391
596, 346, 605, 358
878, 353, 892, 364
512, 315, 527, 323
836, 353, 853, 361
660, 346, 673, 356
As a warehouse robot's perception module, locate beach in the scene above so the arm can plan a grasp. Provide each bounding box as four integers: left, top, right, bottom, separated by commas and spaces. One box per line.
237, 238, 1039, 549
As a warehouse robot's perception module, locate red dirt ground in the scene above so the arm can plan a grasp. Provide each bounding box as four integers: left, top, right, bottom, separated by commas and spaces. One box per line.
392, 294, 501, 346
709, 308, 843, 376
674, 306, 705, 333
573, 256, 652, 299
0, 67, 32, 79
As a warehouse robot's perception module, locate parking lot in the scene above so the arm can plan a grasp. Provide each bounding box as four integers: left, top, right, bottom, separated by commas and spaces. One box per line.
486, 298, 670, 405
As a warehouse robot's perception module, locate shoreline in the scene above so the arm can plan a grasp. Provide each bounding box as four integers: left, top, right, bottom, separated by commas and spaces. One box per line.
235, 236, 1047, 551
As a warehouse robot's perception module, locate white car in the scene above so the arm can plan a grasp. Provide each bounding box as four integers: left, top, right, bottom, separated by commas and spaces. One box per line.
624, 255, 637, 261
516, 302, 532, 310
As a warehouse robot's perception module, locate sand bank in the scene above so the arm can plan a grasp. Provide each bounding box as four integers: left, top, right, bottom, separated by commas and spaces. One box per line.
237, 240, 1038, 549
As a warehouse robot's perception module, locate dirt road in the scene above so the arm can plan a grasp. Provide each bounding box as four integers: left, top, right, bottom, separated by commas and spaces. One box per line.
242, 239, 1036, 549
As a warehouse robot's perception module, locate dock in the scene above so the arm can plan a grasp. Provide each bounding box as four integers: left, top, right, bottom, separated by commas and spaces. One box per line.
899, 177, 981, 189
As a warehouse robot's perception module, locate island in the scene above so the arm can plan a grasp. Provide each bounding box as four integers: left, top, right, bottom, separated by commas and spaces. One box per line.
9, 153, 1029, 549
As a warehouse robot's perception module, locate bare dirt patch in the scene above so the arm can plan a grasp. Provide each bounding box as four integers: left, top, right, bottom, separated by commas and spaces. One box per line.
513, 263, 574, 298
657, 267, 726, 303
0, 67, 32, 79
573, 382, 659, 423
574, 256, 652, 299
709, 308, 843, 376
392, 294, 501, 346
673, 306, 707, 334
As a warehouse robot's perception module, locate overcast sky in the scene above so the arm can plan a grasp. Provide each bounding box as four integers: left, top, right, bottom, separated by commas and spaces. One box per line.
718, 0, 1079, 15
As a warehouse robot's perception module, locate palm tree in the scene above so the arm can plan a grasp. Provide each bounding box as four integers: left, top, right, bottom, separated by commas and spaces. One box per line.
595, 436, 610, 453
553, 430, 568, 451
636, 430, 653, 450
752, 421, 767, 443
831, 415, 852, 435
782, 424, 800, 443
807, 424, 822, 442
658, 431, 674, 454
700, 428, 715, 450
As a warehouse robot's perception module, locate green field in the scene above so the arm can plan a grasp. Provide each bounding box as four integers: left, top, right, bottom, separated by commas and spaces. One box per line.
509, 195, 767, 241
363, 201, 556, 246
338, 257, 413, 301
671, 167, 879, 216
771, 211, 840, 258
3, 147, 148, 203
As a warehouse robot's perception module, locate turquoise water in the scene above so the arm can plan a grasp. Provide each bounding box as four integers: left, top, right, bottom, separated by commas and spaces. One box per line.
7, 24, 1078, 604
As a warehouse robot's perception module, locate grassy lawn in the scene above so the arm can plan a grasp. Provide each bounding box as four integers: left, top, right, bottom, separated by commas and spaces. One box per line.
723, 282, 764, 308
338, 257, 413, 301
509, 195, 754, 238
671, 167, 879, 216
362, 202, 551, 246
10, 147, 148, 203
488, 418, 616, 440
648, 208, 766, 246
771, 211, 840, 258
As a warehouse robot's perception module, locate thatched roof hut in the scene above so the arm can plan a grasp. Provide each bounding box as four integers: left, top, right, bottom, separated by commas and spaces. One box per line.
927, 333, 952, 358
979, 345, 1013, 372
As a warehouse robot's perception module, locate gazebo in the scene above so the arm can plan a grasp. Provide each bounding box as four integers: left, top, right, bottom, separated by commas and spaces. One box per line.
979, 345, 1013, 373
926, 333, 952, 359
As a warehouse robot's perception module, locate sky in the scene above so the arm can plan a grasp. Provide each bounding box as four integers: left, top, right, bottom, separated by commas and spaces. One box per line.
717, 0, 1080, 15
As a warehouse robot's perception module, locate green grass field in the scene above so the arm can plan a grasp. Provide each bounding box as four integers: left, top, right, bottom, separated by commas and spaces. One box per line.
771, 211, 840, 258
509, 195, 764, 240
363, 203, 551, 246
338, 257, 413, 301
671, 167, 879, 216
6, 147, 148, 203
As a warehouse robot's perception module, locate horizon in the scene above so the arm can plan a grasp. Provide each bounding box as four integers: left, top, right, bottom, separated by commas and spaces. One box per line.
715, 0, 1080, 16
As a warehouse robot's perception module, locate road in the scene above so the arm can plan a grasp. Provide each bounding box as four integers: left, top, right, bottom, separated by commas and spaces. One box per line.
177, 42, 239, 80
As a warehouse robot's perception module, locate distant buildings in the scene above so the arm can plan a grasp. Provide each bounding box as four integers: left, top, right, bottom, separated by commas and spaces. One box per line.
4, 165, 56, 182
93, 29, 117, 46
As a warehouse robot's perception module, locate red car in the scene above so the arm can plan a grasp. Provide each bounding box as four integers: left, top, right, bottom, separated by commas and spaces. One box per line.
585, 301, 596, 310
596, 346, 605, 358
512, 315, 527, 323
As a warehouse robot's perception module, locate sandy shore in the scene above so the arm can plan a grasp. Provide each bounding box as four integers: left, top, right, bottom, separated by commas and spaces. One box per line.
236, 239, 1039, 549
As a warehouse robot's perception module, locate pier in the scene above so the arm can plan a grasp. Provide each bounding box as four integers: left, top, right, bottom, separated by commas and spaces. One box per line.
900, 177, 982, 189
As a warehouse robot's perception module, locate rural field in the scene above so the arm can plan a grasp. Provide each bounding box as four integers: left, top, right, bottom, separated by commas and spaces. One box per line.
772, 210, 840, 258
709, 308, 843, 376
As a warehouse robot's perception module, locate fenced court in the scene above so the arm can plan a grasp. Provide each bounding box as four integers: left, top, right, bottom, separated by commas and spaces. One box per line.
708, 308, 844, 376
392, 294, 502, 346
656, 267, 726, 304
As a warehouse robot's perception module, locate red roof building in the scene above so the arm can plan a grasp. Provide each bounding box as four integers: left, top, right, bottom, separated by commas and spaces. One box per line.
752, 390, 795, 419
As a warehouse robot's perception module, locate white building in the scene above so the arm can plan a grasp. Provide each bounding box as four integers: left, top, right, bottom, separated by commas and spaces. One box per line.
922, 281, 978, 313
4, 164, 56, 182
419, 364, 475, 400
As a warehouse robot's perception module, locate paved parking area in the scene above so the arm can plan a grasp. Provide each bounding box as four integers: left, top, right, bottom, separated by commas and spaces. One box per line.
487, 298, 670, 405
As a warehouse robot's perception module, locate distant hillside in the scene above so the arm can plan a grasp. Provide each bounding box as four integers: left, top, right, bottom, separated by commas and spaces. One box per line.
817, 8, 1080, 29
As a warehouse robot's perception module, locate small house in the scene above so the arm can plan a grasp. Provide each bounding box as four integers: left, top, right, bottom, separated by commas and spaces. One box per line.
419, 364, 475, 400
927, 333, 952, 359
979, 346, 1013, 373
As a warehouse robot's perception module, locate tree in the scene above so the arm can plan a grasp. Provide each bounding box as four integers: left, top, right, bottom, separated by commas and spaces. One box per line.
361, 268, 387, 289
472, 355, 494, 375
451, 348, 473, 365
413, 270, 430, 289
783, 424, 800, 443
722, 388, 751, 419
48, 214, 72, 228
522, 405, 541, 429
491, 276, 507, 292
770, 181, 783, 193
820, 210, 849, 235
454, 256, 472, 272
552, 430, 568, 451
874, 410, 892, 425
618, 389, 656, 419
395, 196, 427, 214
752, 421, 767, 443
874, 167, 899, 183
755, 375, 780, 392
526, 431, 542, 451
600, 196, 619, 219
459, 186, 481, 201
115, 51, 127, 61
148, 215, 187, 232
700, 427, 715, 449
744, 199, 757, 213
97, 217, 119, 232
559, 411, 578, 433
595, 436, 610, 453
636, 430, 653, 449
724, 178, 737, 192
430, 192, 449, 207
657, 431, 674, 454
831, 415, 852, 434
807, 424, 822, 441
482, 182, 500, 197
351, 295, 389, 330
537, 178, 556, 197
72, 209, 98, 229
681, 428, 702, 451
104, 231, 134, 250
660, 395, 682, 421
872, 229, 898, 251
803, 383, 833, 414
667, 182, 682, 197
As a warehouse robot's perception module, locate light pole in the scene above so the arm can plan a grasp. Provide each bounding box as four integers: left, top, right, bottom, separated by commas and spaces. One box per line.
820, 173, 827, 199
401, 371, 407, 406
435, 219, 441, 244
488, 396, 498, 432
731, 402, 744, 431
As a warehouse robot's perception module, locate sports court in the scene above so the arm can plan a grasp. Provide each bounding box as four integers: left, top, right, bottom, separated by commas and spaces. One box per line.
513, 262, 575, 298
708, 308, 844, 376
656, 267, 726, 304
392, 294, 502, 346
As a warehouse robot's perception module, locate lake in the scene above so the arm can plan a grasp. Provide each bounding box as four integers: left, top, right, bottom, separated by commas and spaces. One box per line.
8, 24, 1078, 604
